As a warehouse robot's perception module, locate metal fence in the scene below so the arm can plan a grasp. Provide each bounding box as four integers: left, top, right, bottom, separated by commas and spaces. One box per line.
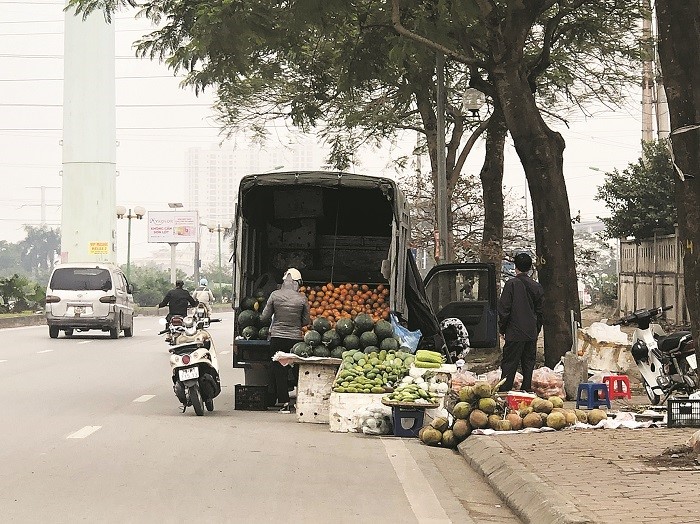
618, 228, 688, 325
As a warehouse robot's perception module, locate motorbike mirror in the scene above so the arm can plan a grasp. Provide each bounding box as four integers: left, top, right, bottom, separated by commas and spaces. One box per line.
158, 318, 167, 326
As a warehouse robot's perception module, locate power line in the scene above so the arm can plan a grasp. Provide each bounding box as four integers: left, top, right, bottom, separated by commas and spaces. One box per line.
0, 103, 213, 107
0, 75, 179, 81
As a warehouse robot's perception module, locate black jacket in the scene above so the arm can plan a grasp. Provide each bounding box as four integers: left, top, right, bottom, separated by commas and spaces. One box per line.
498, 273, 544, 342
159, 287, 197, 317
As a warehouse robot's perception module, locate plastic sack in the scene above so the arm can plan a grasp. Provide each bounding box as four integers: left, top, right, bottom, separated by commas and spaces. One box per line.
356, 405, 393, 436
451, 369, 478, 392
390, 314, 421, 353
531, 366, 566, 399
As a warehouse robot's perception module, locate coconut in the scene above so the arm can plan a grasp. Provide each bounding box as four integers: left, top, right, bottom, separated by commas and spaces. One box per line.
496, 419, 513, 431
418, 426, 429, 441
574, 409, 588, 424
469, 409, 489, 429
551, 407, 567, 414
488, 414, 502, 430
519, 406, 533, 418
522, 412, 543, 428
459, 385, 476, 403
431, 416, 450, 433
564, 410, 578, 426
421, 426, 443, 446
452, 402, 472, 420
548, 395, 564, 408
441, 429, 457, 449
478, 397, 497, 414
506, 413, 523, 431
472, 381, 493, 399
452, 419, 471, 441
547, 411, 567, 430
533, 399, 554, 414
587, 409, 608, 425
539, 412, 549, 424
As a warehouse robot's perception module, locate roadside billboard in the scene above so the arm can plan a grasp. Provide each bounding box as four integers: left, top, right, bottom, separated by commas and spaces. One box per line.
147, 211, 199, 243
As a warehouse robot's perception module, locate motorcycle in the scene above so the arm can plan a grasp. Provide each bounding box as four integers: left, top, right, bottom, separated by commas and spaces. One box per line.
191, 302, 221, 330
159, 316, 222, 415
612, 305, 698, 404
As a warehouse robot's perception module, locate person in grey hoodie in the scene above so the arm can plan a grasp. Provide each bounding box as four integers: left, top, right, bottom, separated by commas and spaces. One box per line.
497, 253, 544, 393
260, 268, 311, 412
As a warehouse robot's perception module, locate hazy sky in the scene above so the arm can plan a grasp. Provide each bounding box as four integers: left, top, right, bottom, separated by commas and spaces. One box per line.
1, 2, 646, 264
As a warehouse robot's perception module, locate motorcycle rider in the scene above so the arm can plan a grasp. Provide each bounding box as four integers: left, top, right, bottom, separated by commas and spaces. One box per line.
159, 280, 198, 328
193, 278, 215, 317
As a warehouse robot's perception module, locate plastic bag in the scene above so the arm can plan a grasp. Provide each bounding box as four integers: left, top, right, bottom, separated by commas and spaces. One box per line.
531, 366, 566, 398
356, 405, 393, 436
451, 369, 478, 391
390, 314, 422, 353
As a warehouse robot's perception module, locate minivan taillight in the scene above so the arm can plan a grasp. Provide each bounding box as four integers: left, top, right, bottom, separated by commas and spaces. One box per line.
99, 295, 117, 303
45, 295, 61, 304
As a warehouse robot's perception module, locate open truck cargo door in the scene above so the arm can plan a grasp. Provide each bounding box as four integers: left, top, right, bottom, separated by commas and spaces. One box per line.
423, 263, 498, 348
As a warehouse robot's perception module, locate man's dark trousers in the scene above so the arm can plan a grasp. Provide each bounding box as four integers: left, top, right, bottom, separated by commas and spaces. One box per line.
499, 340, 536, 392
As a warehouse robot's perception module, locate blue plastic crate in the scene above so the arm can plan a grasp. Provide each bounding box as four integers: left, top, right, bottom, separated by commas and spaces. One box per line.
392, 406, 426, 437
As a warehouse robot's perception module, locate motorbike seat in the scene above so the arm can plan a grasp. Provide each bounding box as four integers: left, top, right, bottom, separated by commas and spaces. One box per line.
656, 331, 691, 354
169, 342, 203, 355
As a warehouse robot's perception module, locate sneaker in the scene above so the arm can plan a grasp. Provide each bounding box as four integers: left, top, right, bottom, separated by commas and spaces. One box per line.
279, 403, 291, 414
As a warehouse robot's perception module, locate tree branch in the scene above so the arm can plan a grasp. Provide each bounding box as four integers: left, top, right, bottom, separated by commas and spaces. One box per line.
449, 118, 491, 193
390, 0, 485, 67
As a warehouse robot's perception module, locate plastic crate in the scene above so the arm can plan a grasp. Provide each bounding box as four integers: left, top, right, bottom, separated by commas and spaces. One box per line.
392, 406, 425, 438
234, 384, 269, 411
667, 399, 700, 428
505, 392, 536, 410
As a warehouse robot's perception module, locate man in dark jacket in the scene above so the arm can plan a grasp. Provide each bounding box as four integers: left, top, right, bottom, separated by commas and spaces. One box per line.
159, 280, 197, 323
498, 253, 544, 392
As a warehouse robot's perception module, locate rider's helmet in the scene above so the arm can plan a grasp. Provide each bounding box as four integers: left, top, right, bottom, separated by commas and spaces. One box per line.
183, 316, 195, 329
200, 278, 208, 286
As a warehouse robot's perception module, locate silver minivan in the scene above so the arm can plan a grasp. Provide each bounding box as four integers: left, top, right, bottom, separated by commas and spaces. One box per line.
45, 263, 135, 339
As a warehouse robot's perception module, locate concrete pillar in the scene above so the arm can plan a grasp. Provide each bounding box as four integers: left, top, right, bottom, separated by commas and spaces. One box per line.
61, 5, 116, 263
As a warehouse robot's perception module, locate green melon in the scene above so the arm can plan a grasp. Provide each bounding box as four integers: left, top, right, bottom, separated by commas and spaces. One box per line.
241, 296, 261, 311
237, 309, 259, 329
374, 319, 394, 340
304, 330, 323, 347
363, 345, 379, 355
322, 329, 341, 349
292, 342, 311, 357
379, 337, 399, 351
258, 326, 269, 339
353, 313, 374, 333
313, 345, 331, 358
241, 325, 258, 340
312, 317, 332, 334
343, 334, 361, 350
335, 318, 355, 338
359, 330, 379, 348
330, 346, 345, 359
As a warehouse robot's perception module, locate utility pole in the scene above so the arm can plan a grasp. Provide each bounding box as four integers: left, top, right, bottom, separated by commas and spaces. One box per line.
641, 0, 654, 144
435, 52, 450, 264
653, 9, 671, 140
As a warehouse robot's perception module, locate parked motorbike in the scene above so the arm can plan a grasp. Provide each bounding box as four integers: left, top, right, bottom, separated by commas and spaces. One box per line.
612, 305, 698, 404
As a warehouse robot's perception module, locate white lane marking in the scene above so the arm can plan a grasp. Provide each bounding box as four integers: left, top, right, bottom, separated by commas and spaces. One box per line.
77, 340, 92, 345
382, 438, 451, 523
133, 395, 155, 403
37, 349, 54, 354
67, 426, 102, 439
141, 329, 151, 332
219, 350, 230, 355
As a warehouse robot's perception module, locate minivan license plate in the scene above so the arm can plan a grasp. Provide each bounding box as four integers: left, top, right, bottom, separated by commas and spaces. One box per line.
179, 367, 199, 381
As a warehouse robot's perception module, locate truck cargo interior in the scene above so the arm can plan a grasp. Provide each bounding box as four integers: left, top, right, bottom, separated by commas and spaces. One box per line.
237, 183, 395, 296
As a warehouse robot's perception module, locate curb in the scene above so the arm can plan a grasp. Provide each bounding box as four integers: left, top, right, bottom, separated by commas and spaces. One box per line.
458, 436, 594, 524
0, 315, 46, 329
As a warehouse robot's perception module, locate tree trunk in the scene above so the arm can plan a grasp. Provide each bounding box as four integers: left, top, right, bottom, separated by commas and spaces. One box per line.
656, 1, 700, 367
491, 67, 581, 368
479, 103, 506, 274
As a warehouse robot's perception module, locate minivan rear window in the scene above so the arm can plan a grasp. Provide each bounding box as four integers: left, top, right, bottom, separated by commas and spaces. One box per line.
50, 268, 112, 291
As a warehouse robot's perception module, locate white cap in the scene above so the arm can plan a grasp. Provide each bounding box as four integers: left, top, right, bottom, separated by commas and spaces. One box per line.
284, 268, 302, 282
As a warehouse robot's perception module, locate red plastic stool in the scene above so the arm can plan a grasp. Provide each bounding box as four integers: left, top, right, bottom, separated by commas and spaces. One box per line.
603, 374, 632, 400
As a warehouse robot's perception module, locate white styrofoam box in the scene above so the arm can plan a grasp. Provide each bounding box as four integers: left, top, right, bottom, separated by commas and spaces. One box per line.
329, 392, 385, 433
296, 362, 339, 424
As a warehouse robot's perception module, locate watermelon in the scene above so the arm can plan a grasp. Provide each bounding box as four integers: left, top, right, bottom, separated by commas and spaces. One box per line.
380, 337, 399, 351
242, 326, 258, 340
322, 329, 341, 349
241, 296, 262, 311
292, 342, 311, 357
313, 345, 331, 358
354, 313, 374, 333
343, 334, 361, 350
374, 319, 394, 341
258, 326, 270, 340
312, 317, 332, 334
359, 330, 378, 348
304, 330, 323, 347
331, 346, 345, 359
363, 345, 379, 355
335, 318, 355, 338
237, 309, 259, 329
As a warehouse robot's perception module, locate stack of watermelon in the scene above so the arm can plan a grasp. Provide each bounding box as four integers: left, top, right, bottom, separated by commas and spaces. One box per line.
236, 292, 270, 340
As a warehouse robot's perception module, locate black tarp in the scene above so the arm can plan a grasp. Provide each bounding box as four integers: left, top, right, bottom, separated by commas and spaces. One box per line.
403, 250, 451, 363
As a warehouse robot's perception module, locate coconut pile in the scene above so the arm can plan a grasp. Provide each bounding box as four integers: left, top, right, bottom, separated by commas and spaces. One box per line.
419, 380, 610, 448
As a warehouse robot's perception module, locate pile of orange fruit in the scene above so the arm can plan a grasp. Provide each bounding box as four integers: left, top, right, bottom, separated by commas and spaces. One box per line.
299, 282, 390, 327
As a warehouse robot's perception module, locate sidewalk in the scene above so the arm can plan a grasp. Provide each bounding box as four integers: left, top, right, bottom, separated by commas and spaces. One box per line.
459, 399, 698, 524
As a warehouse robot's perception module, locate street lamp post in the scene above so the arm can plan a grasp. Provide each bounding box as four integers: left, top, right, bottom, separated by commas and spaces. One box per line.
207, 220, 233, 300
116, 205, 145, 281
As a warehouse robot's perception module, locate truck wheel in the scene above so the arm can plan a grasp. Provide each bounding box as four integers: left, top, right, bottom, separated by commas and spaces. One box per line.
49, 326, 59, 339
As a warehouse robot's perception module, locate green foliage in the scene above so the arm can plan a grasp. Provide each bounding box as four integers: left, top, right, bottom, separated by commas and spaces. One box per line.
0, 274, 44, 312
123, 264, 175, 307
16, 226, 60, 283
574, 231, 617, 306
596, 141, 676, 240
